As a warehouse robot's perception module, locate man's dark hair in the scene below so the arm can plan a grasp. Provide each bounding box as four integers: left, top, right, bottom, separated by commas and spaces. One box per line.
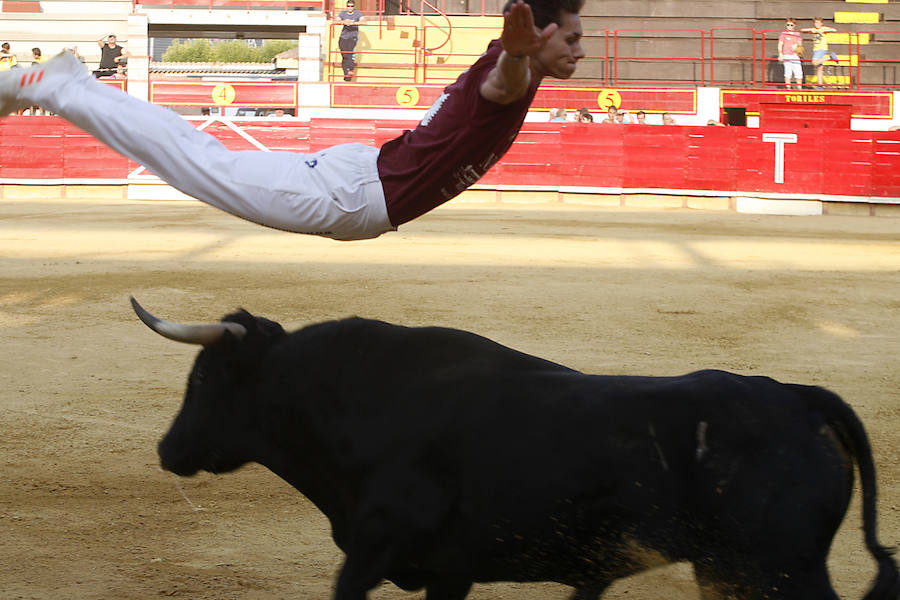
502, 0, 585, 29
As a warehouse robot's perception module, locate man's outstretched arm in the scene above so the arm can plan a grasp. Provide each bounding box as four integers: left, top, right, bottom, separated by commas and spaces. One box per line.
480, 0, 557, 105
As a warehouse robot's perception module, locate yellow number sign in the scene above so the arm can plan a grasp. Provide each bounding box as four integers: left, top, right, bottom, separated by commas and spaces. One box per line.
596, 89, 622, 111
395, 86, 420, 108
211, 83, 237, 106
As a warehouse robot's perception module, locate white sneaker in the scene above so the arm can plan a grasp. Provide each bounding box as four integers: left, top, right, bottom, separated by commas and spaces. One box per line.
0, 51, 82, 117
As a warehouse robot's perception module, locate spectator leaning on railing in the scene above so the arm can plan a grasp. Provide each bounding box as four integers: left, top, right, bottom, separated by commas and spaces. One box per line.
95, 34, 130, 79
335, 0, 364, 81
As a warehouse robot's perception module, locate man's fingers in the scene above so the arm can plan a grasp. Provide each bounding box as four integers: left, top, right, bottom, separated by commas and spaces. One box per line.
539, 22, 559, 41
506, 0, 533, 30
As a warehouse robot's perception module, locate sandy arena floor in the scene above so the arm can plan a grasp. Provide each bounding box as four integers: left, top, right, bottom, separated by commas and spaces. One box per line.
1, 195, 898, 599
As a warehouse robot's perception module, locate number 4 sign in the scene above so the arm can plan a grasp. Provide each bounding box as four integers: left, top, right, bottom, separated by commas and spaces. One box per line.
211, 83, 237, 106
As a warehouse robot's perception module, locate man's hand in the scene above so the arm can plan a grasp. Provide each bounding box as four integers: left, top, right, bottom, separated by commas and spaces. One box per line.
481, 0, 560, 104
501, 0, 556, 59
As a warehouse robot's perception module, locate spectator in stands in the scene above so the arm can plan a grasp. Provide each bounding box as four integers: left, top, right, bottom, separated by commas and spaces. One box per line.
574, 107, 592, 122
113, 63, 127, 79
802, 17, 839, 90
336, 0, 364, 81
888, 125, 900, 131
707, 119, 726, 126
601, 105, 618, 124
778, 18, 804, 90
549, 107, 567, 121
662, 112, 676, 125
64, 45, 87, 68
635, 110, 647, 124
615, 109, 633, 124
268, 108, 290, 118
0, 43, 18, 71
0, 0, 586, 241
95, 34, 129, 79
26, 48, 48, 115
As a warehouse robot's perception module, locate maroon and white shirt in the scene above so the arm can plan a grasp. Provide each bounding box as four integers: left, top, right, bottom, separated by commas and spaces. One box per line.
377, 40, 540, 226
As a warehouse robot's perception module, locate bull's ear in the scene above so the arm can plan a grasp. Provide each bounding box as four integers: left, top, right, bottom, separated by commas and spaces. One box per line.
131, 297, 247, 346
223, 309, 286, 342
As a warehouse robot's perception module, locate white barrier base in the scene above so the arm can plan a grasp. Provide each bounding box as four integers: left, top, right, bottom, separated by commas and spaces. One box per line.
127, 182, 196, 202
735, 196, 824, 216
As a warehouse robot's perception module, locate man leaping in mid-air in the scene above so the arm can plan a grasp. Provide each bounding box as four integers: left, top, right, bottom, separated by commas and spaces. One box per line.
0, 0, 584, 241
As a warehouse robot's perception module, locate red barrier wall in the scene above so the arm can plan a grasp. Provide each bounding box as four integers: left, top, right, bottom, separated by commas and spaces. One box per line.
2, 116, 898, 199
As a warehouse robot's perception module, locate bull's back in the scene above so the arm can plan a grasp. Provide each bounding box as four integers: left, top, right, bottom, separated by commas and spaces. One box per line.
408, 370, 855, 581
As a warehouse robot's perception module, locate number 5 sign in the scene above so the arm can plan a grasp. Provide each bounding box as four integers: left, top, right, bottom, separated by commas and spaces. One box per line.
395, 86, 420, 107
596, 89, 622, 111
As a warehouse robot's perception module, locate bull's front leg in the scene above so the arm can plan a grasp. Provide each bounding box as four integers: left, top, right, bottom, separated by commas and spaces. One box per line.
569, 586, 607, 600
424, 579, 473, 599
333, 529, 397, 600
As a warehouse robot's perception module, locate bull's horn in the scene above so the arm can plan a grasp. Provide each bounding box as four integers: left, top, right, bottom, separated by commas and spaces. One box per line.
130, 296, 247, 345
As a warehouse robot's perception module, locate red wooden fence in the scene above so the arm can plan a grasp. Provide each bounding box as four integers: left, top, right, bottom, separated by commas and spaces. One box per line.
2, 116, 898, 199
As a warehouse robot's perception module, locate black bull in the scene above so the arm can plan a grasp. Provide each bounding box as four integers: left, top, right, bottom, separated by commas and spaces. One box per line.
132, 299, 899, 600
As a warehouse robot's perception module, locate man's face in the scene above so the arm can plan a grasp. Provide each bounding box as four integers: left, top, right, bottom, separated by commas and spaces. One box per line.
636, 113, 646, 123
108, 36, 117, 45
531, 11, 585, 80
813, 19, 823, 27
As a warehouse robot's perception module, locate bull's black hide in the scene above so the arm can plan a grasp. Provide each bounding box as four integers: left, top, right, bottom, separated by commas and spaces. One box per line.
139, 305, 899, 600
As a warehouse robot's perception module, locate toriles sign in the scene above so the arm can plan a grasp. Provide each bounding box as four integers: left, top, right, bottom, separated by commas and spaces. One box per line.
721, 90, 892, 119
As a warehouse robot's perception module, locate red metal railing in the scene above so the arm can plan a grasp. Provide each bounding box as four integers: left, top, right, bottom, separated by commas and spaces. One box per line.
612, 29, 706, 87
320, 24, 900, 90
708, 28, 757, 88
131, 5, 899, 92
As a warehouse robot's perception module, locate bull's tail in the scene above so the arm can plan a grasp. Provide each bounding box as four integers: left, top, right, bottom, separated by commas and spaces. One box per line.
813, 387, 900, 600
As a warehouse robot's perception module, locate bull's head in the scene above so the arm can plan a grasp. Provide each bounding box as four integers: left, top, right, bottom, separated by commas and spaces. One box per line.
131, 298, 286, 477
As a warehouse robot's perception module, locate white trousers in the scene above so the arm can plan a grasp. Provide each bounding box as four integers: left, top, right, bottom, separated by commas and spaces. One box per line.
23, 53, 395, 241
